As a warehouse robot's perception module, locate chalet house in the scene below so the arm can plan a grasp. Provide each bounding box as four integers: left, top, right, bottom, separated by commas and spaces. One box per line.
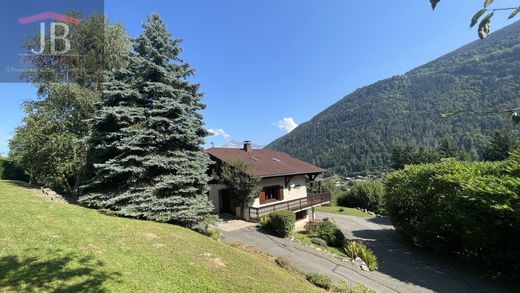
207, 141, 331, 222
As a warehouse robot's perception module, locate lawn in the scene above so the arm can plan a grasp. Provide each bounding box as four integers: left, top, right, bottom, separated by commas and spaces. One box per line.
315, 205, 374, 218
292, 232, 347, 257
0, 181, 322, 292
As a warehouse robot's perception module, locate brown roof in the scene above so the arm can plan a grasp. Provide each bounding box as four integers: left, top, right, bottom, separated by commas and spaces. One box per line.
207, 147, 324, 178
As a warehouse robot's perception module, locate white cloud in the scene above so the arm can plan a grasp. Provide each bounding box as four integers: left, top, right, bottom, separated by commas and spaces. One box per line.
276, 117, 298, 133
208, 128, 230, 139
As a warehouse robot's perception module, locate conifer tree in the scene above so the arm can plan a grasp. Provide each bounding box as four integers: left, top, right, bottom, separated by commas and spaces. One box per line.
81, 14, 213, 229
438, 135, 458, 158
79, 62, 148, 210
130, 14, 213, 228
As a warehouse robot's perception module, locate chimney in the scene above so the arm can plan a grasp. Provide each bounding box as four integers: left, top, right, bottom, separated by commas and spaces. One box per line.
243, 141, 252, 152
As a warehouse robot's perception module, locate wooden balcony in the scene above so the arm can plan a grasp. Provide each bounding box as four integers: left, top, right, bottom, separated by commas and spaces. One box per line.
248, 191, 331, 220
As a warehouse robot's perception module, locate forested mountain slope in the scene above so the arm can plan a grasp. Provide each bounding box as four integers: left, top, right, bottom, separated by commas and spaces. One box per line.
267, 21, 520, 175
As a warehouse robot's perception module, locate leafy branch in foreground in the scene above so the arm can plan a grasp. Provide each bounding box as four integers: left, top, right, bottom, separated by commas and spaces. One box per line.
430, 0, 520, 39
440, 98, 520, 124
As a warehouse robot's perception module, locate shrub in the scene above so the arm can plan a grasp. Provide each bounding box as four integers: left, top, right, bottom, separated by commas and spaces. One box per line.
385, 151, 520, 277
311, 237, 328, 247
0, 158, 28, 182
259, 215, 270, 226
344, 241, 378, 271
337, 180, 385, 214
318, 219, 345, 247
331, 282, 373, 293
304, 219, 323, 235
338, 208, 345, 212
306, 273, 333, 290
204, 227, 222, 241
261, 210, 296, 238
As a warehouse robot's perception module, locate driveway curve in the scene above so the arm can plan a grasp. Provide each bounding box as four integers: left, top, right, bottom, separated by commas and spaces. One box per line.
219, 212, 513, 293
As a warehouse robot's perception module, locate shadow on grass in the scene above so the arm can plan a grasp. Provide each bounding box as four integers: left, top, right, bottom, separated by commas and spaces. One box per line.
1, 180, 79, 204
2, 180, 33, 189
0, 249, 121, 292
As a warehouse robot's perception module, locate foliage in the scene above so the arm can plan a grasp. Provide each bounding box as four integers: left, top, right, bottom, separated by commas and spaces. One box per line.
0, 181, 322, 292
311, 237, 328, 247
10, 15, 130, 195
513, 112, 520, 124
203, 227, 222, 241
438, 135, 458, 158
344, 241, 379, 271
331, 282, 374, 293
293, 231, 347, 257
266, 22, 520, 175
0, 158, 28, 182
318, 219, 345, 247
81, 14, 213, 229
9, 84, 99, 194
261, 210, 296, 238
306, 273, 333, 290
337, 180, 385, 214
304, 219, 324, 235
391, 143, 440, 170
430, 0, 520, 39
385, 151, 520, 277
482, 129, 519, 161
215, 161, 261, 217
320, 176, 345, 204
21, 14, 130, 92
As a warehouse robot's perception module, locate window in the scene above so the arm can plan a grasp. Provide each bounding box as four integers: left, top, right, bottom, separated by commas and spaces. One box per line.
259, 185, 284, 204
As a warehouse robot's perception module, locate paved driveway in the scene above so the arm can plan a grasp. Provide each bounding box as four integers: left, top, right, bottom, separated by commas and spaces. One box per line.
220, 212, 513, 293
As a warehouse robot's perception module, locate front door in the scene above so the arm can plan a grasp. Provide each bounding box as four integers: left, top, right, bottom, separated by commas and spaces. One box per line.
219, 189, 234, 215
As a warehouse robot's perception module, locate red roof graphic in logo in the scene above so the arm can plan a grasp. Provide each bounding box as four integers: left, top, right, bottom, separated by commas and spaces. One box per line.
18, 12, 81, 25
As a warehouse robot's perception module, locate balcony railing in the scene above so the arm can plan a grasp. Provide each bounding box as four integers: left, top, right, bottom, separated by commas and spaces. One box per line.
248, 191, 331, 220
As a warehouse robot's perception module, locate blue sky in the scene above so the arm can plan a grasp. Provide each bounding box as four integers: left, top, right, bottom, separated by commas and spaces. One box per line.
0, 0, 518, 154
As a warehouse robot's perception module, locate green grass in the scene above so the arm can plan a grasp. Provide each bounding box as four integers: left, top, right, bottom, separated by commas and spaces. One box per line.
0, 181, 322, 292
316, 205, 374, 218
292, 232, 347, 257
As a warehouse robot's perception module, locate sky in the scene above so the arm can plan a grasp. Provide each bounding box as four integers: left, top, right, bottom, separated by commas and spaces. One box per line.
0, 0, 518, 155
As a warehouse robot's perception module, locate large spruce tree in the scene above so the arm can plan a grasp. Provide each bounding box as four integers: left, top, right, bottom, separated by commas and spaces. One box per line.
79, 63, 147, 210
81, 14, 213, 229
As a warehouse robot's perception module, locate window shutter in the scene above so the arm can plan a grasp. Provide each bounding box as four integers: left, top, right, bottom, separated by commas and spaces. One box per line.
259, 191, 266, 204
278, 186, 284, 201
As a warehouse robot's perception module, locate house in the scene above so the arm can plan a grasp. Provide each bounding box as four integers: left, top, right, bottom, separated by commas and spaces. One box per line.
207, 141, 331, 222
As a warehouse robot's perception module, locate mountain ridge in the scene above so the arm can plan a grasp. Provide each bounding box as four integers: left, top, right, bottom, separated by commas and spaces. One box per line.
266, 21, 520, 175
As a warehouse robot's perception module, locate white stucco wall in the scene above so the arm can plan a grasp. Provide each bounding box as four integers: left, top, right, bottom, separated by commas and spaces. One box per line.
208, 184, 226, 213
208, 175, 310, 220
250, 175, 307, 208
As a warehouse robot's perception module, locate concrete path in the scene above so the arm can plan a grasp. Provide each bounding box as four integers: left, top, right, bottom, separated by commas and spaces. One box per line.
219, 212, 513, 293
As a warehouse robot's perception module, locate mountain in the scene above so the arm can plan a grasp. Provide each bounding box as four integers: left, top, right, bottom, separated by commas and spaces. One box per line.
266, 22, 520, 175
220, 140, 264, 149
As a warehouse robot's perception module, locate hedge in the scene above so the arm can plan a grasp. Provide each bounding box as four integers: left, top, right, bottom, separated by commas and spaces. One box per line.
261, 210, 296, 237
0, 158, 28, 181
385, 151, 520, 278
337, 180, 385, 214
317, 219, 345, 247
